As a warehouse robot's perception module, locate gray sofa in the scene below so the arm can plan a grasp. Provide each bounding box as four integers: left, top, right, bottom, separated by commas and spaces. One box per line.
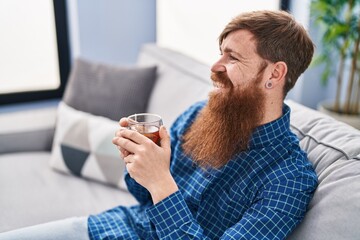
0, 44, 359, 240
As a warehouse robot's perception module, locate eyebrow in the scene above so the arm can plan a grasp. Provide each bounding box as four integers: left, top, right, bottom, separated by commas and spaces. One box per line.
221, 46, 246, 59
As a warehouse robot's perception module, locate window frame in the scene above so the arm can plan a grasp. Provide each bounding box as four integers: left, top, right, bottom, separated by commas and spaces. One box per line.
280, 0, 291, 10
0, 0, 70, 105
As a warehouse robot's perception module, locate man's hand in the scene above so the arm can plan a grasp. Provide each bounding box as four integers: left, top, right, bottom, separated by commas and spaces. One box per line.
114, 118, 131, 158
113, 118, 179, 204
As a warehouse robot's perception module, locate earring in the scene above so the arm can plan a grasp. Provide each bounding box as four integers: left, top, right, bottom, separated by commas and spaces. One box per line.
265, 80, 273, 89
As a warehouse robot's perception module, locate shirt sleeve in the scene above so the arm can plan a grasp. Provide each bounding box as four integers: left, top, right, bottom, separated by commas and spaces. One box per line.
146, 175, 316, 239
221, 179, 316, 239
146, 191, 210, 240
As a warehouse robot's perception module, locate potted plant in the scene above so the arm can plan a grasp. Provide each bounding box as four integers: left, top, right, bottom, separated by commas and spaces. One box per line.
310, 0, 360, 129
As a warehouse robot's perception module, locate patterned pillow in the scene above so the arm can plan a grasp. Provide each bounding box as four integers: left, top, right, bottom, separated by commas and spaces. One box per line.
50, 101, 126, 189
62, 58, 157, 121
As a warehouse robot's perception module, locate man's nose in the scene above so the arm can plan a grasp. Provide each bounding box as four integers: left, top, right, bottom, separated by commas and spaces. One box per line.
211, 59, 226, 73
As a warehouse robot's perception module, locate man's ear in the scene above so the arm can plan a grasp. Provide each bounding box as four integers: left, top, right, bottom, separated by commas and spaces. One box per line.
270, 61, 287, 86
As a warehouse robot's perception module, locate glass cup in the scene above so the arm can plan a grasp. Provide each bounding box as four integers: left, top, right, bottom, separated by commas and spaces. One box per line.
127, 113, 163, 145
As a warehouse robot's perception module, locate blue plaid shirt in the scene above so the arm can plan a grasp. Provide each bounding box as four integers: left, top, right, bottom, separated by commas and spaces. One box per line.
88, 101, 318, 239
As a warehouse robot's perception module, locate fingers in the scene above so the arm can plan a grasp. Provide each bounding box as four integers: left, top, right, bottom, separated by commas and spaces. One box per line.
114, 129, 122, 137
159, 126, 171, 151
113, 125, 170, 160
123, 154, 133, 164
112, 136, 130, 158
113, 136, 139, 155
122, 149, 130, 158
114, 128, 152, 154
118, 147, 130, 158
119, 128, 150, 145
114, 123, 146, 158
119, 117, 129, 127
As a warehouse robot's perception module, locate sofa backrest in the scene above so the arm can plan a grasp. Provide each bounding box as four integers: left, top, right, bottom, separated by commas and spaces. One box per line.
286, 100, 360, 240
137, 44, 212, 127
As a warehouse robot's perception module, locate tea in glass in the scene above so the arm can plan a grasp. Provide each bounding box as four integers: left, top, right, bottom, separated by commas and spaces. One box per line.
127, 113, 163, 145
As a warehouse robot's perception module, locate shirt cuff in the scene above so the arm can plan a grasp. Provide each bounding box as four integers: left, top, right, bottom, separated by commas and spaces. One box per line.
146, 190, 194, 237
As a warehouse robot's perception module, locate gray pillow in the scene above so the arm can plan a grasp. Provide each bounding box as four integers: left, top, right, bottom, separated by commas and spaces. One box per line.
63, 58, 157, 121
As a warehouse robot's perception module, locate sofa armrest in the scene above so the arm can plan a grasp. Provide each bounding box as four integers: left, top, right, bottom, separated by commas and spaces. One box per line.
0, 106, 57, 154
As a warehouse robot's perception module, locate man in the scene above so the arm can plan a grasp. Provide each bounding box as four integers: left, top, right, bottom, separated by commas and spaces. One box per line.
0, 10, 317, 240
90, 10, 317, 239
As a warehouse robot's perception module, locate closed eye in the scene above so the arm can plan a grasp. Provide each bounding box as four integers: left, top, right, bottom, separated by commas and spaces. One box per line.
229, 54, 238, 61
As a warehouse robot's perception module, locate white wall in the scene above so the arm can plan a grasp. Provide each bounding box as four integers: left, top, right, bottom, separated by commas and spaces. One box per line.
157, 0, 280, 65
67, 0, 156, 65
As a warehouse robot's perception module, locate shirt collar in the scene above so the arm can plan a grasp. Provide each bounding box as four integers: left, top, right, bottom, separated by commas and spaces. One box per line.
248, 103, 291, 149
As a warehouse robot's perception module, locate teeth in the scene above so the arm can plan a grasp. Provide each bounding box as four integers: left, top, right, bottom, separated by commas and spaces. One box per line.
213, 82, 225, 88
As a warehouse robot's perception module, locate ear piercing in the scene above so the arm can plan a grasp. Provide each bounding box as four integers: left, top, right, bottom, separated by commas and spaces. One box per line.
265, 80, 273, 89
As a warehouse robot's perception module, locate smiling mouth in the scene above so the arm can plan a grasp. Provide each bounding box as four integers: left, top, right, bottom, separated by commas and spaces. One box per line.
213, 82, 227, 88
213, 81, 234, 91
211, 72, 233, 89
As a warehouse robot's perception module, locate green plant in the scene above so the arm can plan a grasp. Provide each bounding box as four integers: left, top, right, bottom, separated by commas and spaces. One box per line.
310, 0, 360, 115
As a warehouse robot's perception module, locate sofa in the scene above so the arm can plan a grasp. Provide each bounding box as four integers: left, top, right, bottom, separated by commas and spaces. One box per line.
0, 44, 359, 239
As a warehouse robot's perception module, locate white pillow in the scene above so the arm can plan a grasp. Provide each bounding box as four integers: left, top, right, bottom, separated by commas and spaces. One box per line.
50, 102, 126, 190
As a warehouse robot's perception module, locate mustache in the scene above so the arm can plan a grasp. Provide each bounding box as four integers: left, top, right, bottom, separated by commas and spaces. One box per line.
210, 72, 233, 88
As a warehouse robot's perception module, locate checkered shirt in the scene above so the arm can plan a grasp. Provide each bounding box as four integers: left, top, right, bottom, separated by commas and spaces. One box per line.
88, 101, 318, 239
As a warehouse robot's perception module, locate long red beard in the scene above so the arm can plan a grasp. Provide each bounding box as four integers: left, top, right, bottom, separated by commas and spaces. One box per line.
182, 71, 265, 168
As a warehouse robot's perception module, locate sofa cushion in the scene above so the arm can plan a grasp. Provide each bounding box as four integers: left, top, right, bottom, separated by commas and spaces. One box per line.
50, 102, 127, 189
63, 58, 157, 121
286, 100, 360, 240
0, 152, 137, 233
